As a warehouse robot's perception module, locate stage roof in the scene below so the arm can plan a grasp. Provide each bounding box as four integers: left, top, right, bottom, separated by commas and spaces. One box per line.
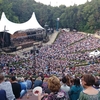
0, 12, 44, 34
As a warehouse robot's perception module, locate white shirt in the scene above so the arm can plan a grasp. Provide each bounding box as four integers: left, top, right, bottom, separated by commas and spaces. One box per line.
61, 84, 70, 93
0, 81, 15, 100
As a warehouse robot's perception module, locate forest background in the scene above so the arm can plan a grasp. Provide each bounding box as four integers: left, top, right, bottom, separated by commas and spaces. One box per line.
0, 0, 100, 33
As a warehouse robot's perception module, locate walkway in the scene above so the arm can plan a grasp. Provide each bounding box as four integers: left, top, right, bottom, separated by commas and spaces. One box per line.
44, 30, 59, 45
18, 90, 38, 100
93, 34, 100, 39
78, 31, 100, 39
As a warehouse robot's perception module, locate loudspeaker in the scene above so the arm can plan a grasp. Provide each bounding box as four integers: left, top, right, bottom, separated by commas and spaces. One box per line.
0, 32, 11, 48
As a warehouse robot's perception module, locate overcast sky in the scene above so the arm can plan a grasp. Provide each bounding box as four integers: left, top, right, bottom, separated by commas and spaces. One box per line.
35, 0, 91, 7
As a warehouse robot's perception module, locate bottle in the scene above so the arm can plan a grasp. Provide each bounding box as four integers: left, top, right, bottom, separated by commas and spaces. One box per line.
26, 93, 29, 99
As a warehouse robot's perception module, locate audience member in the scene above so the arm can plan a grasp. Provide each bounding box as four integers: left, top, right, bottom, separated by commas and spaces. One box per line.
38, 76, 69, 100
33, 76, 43, 88
10, 76, 21, 99
18, 77, 27, 99
60, 76, 70, 96
79, 74, 100, 100
0, 89, 7, 100
69, 78, 83, 100
0, 74, 15, 100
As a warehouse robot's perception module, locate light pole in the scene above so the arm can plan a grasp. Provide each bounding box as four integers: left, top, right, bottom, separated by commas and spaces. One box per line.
44, 23, 48, 38
56, 18, 60, 31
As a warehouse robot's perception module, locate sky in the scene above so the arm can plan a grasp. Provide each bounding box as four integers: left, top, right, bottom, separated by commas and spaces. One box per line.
35, 0, 91, 7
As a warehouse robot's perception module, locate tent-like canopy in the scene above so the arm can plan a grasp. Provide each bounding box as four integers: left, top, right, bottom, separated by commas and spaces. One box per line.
89, 50, 100, 57
0, 12, 44, 34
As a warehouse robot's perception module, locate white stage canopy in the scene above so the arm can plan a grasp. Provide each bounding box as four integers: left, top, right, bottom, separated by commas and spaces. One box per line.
0, 12, 44, 34
89, 50, 100, 57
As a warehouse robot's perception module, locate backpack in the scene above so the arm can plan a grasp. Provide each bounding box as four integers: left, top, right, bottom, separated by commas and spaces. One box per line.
42, 91, 69, 100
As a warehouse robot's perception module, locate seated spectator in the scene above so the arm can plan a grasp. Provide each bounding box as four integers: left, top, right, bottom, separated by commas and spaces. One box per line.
42, 77, 51, 94
33, 76, 43, 88
18, 77, 27, 99
0, 74, 15, 100
25, 77, 32, 90
0, 89, 7, 100
10, 76, 21, 99
93, 80, 100, 90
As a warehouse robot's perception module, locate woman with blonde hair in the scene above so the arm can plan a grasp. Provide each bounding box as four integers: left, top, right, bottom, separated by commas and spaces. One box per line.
33, 76, 43, 88
38, 76, 68, 100
79, 74, 100, 100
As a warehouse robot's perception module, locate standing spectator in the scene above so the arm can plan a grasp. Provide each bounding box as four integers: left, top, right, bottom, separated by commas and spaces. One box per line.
0, 74, 15, 100
79, 74, 100, 100
60, 76, 70, 97
69, 78, 83, 100
10, 76, 21, 99
38, 76, 69, 100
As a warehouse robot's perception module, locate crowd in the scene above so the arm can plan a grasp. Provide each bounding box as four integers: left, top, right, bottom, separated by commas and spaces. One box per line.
0, 30, 100, 100
0, 73, 100, 100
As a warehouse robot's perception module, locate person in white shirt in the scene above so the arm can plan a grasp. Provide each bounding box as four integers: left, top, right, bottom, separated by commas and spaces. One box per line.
60, 76, 70, 97
0, 74, 15, 100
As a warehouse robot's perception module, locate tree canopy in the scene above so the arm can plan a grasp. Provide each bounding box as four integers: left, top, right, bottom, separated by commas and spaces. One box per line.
0, 0, 100, 33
